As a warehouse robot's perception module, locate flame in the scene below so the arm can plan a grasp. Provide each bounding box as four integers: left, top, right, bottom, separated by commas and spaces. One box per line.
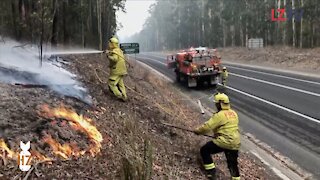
43, 135, 73, 159
0, 139, 16, 159
31, 150, 52, 163
0, 139, 51, 165
40, 104, 103, 157
0, 104, 103, 165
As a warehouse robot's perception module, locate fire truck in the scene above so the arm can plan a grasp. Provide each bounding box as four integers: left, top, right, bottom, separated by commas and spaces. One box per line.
167, 47, 221, 87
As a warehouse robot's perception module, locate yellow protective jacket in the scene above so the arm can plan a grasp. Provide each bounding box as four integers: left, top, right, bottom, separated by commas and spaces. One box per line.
222, 70, 228, 79
195, 109, 240, 150
108, 47, 127, 76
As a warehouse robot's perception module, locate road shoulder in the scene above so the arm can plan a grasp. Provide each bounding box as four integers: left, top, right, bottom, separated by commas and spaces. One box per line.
223, 60, 320, 78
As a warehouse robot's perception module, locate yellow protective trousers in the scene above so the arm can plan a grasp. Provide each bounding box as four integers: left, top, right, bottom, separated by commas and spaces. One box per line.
108, 75, 127, 100
222, 78, 227, 86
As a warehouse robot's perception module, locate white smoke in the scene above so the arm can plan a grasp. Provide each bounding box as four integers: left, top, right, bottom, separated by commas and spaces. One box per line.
0, 40, 92, 104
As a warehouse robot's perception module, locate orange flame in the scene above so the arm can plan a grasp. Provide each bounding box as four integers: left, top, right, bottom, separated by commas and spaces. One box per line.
0, 138, 53, 164
40, 104, 103, 157
0, 139, 16, 159
0, 104, 103, 165
31, 150, 52, 163
43, 135, 73, 159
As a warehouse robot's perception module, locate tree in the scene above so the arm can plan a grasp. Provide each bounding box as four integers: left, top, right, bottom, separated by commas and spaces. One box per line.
130, 0, 320, 51
0, 0, 126, 49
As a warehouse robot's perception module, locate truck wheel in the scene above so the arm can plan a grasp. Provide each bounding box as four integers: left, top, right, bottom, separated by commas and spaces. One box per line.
187, 77, 197, 88
176, 72, 181, 82
208, 76, 218, 87
197, 79, 204, 87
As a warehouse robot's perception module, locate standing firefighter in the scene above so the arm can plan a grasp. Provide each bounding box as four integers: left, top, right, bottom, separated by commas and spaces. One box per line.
194, 93, 240, 180
106, 37, 128, 101
221, 67, 228, 86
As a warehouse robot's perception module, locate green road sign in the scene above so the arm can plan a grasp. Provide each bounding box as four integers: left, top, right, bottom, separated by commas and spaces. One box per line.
120, 43, 140, 54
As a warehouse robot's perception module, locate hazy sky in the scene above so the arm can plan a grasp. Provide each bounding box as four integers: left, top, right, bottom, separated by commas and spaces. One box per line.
116, 0, 156, 39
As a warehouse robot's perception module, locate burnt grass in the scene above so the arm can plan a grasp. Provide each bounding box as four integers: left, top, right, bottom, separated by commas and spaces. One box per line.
0, 54, 279, 179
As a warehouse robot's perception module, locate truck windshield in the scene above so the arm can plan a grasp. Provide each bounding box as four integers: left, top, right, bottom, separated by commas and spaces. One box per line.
192, 56, 212, 62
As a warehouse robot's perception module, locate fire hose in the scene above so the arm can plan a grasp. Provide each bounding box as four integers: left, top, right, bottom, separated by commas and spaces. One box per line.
48, 49, 132, 67
161, 122, 214, 138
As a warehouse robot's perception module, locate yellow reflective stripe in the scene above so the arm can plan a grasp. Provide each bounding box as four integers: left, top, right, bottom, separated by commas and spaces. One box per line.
232, 177, 240, 180
204, 163, 215, 170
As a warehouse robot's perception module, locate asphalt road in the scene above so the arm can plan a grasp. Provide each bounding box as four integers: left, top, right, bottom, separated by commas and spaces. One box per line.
130, 52, 320, 179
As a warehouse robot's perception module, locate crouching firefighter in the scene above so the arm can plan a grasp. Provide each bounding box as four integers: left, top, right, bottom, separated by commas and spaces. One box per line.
106, 37, 128, 101
194, 93, 240, 180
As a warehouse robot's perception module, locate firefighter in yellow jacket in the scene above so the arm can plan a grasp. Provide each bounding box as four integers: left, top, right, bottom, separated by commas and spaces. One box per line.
222, 67, 228, 86
106, 37, 127, 101
194, 93, 240, 180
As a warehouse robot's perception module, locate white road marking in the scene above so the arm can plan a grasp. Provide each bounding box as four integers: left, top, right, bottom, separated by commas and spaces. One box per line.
224, 84, 320, 124
230, 72, 320, 97
227, 65, 320, 86
130, 55, 166, 65
133, 58, 173, 83
142, 53, 167, 59
251, 151, 271, 166
224, 61, 320, 79
271, 167, 292, 180
141, 53, 172, 63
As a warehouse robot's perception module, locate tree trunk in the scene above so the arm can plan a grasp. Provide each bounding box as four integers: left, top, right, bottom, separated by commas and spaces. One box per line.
300, 0, 303, 48
292, 0, 296, 47
194, 20, 197, 46
86, 0, 92, 46
283, 0, 287, 45
231, 9, 235, 47
178, 0, 181, 49
240, 15, 244, 47
63, 0, 69, 44
311, 23, 314, 48
156, 23, 159, 50
39, 1, 45, 67
201, 0, 205, 46
245, 0, 249, 47
17, 0, 25, 39
277, 0, 281, 44
11, 1, 18, 39
97, 0, 102, 50
51, 0, 59, 47
206, 3, 211, 47
80, 0, 85, 48
19, 0, 26, 21
222, 19, 226, 47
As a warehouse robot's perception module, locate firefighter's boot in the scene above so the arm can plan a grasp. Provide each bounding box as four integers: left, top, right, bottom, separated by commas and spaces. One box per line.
205, 168, 216, 180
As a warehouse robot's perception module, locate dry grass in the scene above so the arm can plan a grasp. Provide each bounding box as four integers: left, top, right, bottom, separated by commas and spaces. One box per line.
220, 46, 320, 74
